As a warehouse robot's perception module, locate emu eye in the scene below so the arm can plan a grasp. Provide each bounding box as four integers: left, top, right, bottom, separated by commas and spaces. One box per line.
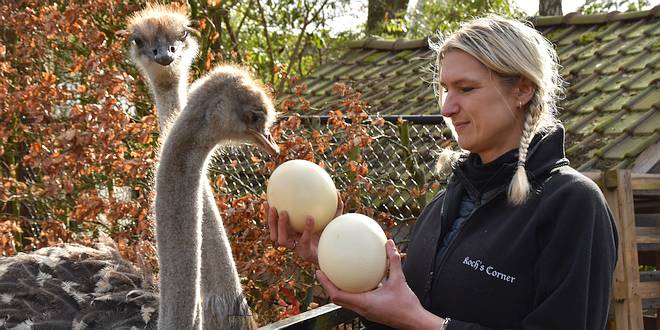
132, 37, 144, 48
244, 109, 263, 125
181, 30, 189, 40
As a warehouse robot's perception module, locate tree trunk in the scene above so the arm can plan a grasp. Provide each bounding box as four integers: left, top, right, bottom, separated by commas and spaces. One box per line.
366, 0, 409, 34
539, 0, 563, 16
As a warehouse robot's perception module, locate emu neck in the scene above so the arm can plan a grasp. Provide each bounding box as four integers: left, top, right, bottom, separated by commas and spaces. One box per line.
147, 65, 189, 131
154, 118, 213, 329
158, 121, 215, 182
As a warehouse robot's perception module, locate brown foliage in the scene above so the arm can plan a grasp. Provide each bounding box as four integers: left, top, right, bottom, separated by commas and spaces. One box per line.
217, 80, 420, 323
0, 1, 440, 325
0, 1, 155, 265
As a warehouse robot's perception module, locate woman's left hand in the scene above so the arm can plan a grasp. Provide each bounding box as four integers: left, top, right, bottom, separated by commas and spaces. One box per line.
316, 240, 443, 330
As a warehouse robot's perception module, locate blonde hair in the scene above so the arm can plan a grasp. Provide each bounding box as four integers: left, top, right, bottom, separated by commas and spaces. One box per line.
431, 15, 564, 205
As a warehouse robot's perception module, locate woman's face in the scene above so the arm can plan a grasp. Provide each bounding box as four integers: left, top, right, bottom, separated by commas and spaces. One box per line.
439, 50, 527, 163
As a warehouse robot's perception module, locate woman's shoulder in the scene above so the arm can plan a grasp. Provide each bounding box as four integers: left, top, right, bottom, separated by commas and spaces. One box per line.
540, 165, 603, 197
533, 166, 617, 250
535, 165, 611, 220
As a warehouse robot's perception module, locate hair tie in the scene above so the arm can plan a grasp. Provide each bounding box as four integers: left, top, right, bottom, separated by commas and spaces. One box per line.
517, 160, 525, 167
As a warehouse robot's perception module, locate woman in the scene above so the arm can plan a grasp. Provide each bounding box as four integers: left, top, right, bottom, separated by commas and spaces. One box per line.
267, 15, 618, 329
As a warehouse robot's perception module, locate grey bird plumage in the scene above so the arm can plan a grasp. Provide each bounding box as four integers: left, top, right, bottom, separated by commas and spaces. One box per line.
154, 64, 278, 330
128, 5, 277, 329
0, 4, 279, 330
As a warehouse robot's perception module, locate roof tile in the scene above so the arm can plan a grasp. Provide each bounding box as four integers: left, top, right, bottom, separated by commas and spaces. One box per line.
563, 113, 597, 133
580, 112, 620, 135
603, 91, 642, 111
634, 111, 660, 134
629, 90, 659, 110
627, 70, 660, 90
621, 53, 659, 73
575, 91, 619, 112
604, 111, 649, 134
598, 23, 625, 42
603, 133, 659, 159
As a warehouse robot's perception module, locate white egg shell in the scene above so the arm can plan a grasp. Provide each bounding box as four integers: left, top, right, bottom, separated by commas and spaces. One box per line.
318, 213, 387, 293
267, 159, 338, 233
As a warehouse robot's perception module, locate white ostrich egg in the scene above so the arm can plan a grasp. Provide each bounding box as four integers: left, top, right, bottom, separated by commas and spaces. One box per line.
267, 159, 338, 233
318, 213, 387, 293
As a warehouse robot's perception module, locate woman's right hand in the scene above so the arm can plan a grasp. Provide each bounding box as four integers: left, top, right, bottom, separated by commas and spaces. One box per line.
266, 192, 343, 265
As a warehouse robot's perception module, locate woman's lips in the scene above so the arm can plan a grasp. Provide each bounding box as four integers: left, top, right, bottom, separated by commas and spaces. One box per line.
453, 121, 469, 131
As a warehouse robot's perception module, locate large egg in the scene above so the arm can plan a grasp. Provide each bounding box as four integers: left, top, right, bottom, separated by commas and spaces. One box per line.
318, 213, 387, 293
267, 160, 338, 233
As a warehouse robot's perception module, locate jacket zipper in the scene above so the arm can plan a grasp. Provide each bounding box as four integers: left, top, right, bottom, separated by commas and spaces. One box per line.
425, 187, 504, 305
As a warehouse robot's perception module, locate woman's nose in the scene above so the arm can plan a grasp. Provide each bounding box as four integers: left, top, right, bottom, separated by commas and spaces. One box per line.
441, 92, 458, 117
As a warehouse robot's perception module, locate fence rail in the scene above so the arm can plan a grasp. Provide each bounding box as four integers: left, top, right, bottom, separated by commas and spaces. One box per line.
258, 304, 360, 330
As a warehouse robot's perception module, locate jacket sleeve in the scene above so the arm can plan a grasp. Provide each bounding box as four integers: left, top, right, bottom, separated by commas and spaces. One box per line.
446, 176, 618, 330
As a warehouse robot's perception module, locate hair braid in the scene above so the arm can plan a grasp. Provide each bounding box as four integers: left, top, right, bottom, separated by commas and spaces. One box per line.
508, 102, 542, 205
435, 147, 463, 176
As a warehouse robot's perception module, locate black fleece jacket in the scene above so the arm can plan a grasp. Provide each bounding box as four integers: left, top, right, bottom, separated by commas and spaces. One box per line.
367, 126, 618, 329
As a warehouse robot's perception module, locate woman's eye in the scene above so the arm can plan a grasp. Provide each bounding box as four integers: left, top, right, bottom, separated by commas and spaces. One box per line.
461, 87, 474, 93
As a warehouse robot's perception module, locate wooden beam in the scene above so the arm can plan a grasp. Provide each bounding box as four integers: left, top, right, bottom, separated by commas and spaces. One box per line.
581, 171, 660, 191
630, 174, 660, 191
604, 169, 644, 330
632, 141, 660, 174
639, 281, 660, 300
636, 227, 660, 244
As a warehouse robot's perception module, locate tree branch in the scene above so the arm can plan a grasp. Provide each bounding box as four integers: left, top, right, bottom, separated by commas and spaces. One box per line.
277, 0, 331, 91
219, 8, 243, 63
236, 0, 253, 36
255, 0, 275, 84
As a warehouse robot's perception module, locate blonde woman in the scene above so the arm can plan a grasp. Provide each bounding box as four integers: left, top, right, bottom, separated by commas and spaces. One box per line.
268, 15, 618, 329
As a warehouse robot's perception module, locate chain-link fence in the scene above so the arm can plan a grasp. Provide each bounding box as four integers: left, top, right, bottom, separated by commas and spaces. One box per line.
210, 115, 452, 251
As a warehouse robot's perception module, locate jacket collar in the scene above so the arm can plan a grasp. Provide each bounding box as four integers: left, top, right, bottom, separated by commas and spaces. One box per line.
525, 124, 570, 180
449, 124, 570, 199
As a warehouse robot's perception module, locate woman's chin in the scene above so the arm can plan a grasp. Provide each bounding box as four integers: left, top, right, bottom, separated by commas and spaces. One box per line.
455, 137, 472, 152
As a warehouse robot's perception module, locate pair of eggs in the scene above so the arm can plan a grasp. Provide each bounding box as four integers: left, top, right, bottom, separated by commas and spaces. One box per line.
267, 159, 387, 293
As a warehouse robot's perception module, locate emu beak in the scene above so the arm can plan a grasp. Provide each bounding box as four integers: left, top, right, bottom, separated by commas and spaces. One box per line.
156, 55, 174, 66
248, 129, 280, 157
155, 53, 175, 66
154, 45, 175, 66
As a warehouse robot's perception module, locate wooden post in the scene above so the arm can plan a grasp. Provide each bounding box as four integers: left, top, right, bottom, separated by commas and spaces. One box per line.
656, 251, 660, 329
602, 169, 644, 330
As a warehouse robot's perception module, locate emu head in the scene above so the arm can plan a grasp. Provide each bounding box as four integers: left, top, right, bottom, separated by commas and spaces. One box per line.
127, 4, 198, 77
184, 65, 280, 157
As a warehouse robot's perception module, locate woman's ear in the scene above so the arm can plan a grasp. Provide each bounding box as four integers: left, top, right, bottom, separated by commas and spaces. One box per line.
515, 77, 536, 106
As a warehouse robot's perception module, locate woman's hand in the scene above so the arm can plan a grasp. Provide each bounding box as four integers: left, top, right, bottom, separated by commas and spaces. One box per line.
266, 192, 343, 264
316, 240, 444, 330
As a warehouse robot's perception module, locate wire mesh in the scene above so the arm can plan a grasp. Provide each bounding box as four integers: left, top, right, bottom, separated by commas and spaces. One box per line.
210, 116, 451, 251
